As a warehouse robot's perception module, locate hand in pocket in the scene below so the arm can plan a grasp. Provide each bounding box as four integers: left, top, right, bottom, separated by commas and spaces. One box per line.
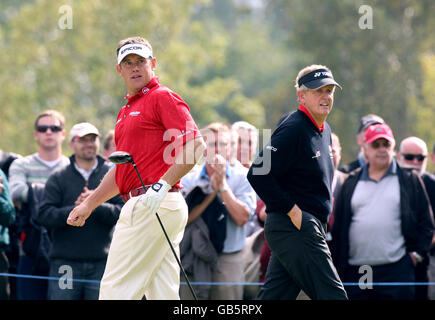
287, 204, 302, 230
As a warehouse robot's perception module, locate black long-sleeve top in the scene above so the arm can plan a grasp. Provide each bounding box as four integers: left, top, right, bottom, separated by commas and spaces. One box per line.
247, 109, 334, 223
37, 155, 123, 261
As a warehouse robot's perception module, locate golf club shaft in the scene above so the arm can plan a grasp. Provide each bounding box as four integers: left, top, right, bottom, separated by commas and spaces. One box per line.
132, 163, 147, 189
155, 212, 198, 301
131, 160, 198, 300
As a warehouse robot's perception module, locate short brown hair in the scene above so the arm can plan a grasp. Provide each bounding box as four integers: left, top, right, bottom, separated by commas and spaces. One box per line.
103, 130, 115, 151
201, 122, 232, 143
116, 36, 153, 57
34, 109, 65, 129
202, 122, 231, 135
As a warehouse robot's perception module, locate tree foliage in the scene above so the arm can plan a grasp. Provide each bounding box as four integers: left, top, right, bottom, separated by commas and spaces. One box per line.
0, 0, 434, 165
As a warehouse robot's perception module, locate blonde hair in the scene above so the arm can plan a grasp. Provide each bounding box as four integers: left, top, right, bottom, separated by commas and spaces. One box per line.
116, 36, 153, 57
295, 64, 331, 92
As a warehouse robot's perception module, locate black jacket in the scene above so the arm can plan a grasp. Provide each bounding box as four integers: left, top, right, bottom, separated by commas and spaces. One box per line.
37, 155, 123, 261
330, 164, 434, 278
247, 109, 334, 223
338, 158, 361, 174
184, 186, 227, 254
422, 173, 435, 218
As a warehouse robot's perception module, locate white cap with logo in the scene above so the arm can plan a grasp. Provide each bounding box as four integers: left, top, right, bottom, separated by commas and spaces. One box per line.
117, 43, 153, 65
69, 122, 100, 142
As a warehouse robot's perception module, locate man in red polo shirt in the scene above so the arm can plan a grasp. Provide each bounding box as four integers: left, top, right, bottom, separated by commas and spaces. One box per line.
67, 36, 205, 300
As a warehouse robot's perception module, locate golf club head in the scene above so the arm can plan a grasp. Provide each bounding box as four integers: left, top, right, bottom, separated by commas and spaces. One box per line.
108, 151, 133, 164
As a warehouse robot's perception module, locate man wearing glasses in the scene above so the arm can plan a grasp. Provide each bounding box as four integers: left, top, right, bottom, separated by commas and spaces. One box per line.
397, 136, 435, 300
37, 122, 123, 300
331, 124, 434, 300
397, 136, 429, 175
9, 109, 70, 299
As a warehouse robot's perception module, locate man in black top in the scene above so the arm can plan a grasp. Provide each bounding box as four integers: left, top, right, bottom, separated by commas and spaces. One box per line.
247, 64, 348, 300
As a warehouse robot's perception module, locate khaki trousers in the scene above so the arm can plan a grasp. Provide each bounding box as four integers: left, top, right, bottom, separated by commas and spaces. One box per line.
99, 192, 188, 300
210, 250, 244, 300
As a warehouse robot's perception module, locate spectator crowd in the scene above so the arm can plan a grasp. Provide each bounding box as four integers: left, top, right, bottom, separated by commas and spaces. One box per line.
1, 108, 435, 300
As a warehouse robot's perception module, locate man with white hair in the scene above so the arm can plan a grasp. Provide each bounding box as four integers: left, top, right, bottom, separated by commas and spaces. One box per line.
397, 136, 435, 300
248, 64, 348, 300
397, 136, 428, 174
231, 121, 259, 169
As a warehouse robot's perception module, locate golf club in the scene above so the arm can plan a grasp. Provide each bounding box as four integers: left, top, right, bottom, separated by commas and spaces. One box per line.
108, 151, 198, 300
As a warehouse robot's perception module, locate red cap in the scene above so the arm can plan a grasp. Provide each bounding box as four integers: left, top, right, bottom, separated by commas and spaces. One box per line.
364, 123, 395, 144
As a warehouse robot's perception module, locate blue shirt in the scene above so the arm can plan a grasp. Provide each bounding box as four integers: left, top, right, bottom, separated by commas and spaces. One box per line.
181, 161, 257, 253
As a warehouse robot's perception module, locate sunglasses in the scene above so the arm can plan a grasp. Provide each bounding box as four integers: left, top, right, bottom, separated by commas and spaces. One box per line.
370, 140, 392, 149
403, 154, 426, 162
36, 125, 63, 133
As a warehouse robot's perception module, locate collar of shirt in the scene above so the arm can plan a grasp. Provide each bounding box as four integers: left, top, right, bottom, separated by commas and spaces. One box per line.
73, 159, 98, 181
124, 76, 160, 102
200, 162, 232, 180
360, 158, 397, 182
298, 104, 325, 132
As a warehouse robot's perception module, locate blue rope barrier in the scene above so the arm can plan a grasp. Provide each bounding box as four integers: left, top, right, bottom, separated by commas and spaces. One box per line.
0, 273, 100, 284
1, 273, 434, 286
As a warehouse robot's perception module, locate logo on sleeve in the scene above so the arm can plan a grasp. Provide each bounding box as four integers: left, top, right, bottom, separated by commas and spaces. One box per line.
177, 130, 192, 138
266, 146, 277, 152
129, 111, 141, 116
312, 150, 321, 159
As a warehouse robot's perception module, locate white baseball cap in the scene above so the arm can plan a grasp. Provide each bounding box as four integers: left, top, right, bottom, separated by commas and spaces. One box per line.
117, 43, 153, 65
69, 122, 100, 142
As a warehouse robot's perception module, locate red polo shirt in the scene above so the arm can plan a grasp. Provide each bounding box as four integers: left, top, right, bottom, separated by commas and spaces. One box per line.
115, 77, 201, 194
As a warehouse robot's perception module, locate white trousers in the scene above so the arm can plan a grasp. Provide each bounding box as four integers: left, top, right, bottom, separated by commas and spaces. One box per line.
99, 192, 188, 300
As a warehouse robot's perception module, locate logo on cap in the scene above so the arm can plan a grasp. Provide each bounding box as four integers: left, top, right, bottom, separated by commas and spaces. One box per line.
120, 46, 145, 55
297, 68, 342, 90
314, 71, 332, 78
364, 123, 395, 144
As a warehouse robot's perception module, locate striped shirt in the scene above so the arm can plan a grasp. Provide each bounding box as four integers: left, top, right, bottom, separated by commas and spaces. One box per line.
8, 153, 70, 203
